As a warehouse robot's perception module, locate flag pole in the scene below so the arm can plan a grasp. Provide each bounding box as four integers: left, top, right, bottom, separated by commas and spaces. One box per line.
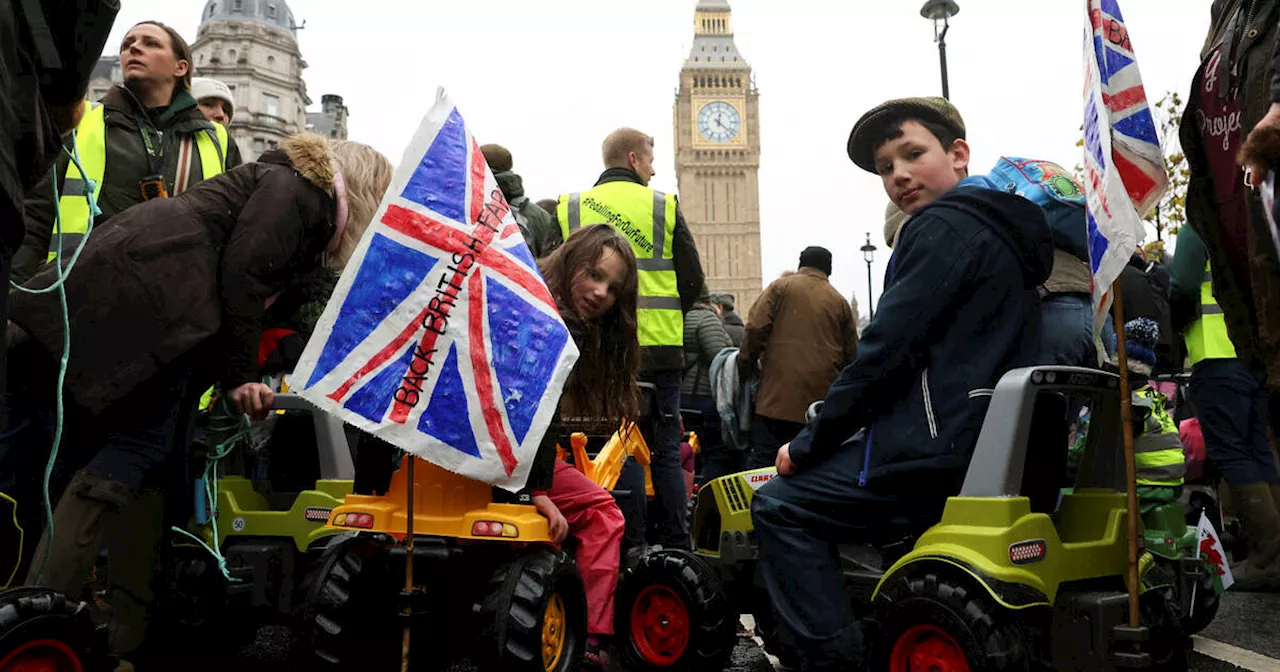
1110, 280, 1142, 628
401, 455, 416, 671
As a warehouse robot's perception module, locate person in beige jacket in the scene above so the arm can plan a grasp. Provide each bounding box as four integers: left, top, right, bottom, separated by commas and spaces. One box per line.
738, 246, 859, 469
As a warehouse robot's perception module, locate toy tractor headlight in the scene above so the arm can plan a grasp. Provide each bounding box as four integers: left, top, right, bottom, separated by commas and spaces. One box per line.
1009, 539, 1048, 565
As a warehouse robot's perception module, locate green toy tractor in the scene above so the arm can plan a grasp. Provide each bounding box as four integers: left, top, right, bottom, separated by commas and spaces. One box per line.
618, 366, 1187, 671
151, 393, 356, 649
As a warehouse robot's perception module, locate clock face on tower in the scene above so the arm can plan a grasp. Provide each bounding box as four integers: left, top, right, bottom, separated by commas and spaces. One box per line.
697, 101, 741, 143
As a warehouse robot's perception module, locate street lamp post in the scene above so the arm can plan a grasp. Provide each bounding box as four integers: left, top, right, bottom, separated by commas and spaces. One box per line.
920, 0, 960, 100
861, 233, 877, 320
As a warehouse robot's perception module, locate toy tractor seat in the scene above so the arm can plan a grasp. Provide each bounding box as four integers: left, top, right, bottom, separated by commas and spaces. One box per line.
255, 395, 356, 508
1019, 390, 1072, 514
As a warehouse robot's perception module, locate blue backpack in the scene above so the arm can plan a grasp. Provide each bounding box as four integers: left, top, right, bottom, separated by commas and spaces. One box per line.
981, 156, 1090, 262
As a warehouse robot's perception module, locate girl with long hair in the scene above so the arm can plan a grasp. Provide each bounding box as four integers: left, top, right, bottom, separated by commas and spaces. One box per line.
531, 224, 640, 669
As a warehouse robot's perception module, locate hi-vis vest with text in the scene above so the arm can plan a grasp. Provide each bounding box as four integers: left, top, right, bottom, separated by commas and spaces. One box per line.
50, 102, 228, 262
556, 182, 681, 348
1133, 386, 1186, 488
1184, 261, 1237, 365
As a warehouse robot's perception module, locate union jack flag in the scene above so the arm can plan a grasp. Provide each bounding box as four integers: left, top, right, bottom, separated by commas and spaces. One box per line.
293, 90, 579, 491
1082, 0, 1169, 333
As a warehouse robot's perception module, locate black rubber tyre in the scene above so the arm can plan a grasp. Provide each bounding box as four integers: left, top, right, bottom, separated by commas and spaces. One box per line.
615, 548, 735, 672
150, 547, 258, 653
476, 547, 586, 672
296, 534, 400, 670
873, 572, 1030, 672
1147, 558, 1220, 636
1183, 572, 1222, 636
0, 587, 115, 672
1141, 586, 1190, 671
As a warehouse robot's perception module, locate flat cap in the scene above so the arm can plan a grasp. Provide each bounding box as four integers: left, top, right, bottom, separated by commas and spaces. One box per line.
847, 97, 966, 173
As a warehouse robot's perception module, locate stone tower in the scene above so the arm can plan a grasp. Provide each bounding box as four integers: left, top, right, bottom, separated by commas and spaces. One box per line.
192, 0, 310, 161
673, 0, 763, 313
307, 94, 349, 140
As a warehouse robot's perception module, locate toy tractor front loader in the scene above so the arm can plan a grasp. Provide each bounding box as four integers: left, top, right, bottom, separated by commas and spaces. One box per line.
297, 454, 586, 672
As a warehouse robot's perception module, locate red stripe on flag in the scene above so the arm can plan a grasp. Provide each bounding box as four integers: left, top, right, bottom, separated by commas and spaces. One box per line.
1111, 147, 1159, 207
328, 306, 428, 404
467, 271, 518, 476
1089, 7, 1103, 31
1102, 85, 1148, 114
470, 139, 486, 226
382, 205, 555, 309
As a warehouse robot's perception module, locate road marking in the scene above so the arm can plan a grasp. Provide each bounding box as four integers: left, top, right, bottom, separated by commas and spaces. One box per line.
740, 615, 785, 669
741, 618, 1280, 671
1193, 636, 1280, 672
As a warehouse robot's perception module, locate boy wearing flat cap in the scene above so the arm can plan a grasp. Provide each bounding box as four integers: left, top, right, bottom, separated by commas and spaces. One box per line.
750, 97, 1054, 670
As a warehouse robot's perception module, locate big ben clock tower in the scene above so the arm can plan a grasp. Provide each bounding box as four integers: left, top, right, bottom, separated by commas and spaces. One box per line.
674, 0, 763, 312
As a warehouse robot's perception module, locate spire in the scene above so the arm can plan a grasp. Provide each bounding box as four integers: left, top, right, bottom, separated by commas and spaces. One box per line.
688, 0, 747, 68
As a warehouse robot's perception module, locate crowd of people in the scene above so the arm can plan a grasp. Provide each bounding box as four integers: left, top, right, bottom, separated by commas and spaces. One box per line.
5, 2, 1280, 672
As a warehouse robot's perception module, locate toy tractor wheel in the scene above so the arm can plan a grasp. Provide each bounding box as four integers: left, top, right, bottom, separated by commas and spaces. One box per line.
616, 548, 735, 671
874, 573, 1030, 672
296, 534, 400, 670
1147, 558, 1220, 636
0, 587, 115, 672
151, 547, 258, 654
1140, 586, 1190, 671
477, 547, 586, 672
1183, 572, 1221, 636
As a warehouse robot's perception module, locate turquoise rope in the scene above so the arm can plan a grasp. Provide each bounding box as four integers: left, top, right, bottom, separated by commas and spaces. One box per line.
10, 136, 101, 583
170, 396, 251, 582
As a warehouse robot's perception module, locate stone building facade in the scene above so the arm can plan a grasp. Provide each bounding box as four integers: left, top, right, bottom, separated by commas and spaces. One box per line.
191, 0, 311, 161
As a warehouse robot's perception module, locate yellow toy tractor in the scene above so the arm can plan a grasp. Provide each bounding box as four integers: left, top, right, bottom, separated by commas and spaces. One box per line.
296, 454, 586, 672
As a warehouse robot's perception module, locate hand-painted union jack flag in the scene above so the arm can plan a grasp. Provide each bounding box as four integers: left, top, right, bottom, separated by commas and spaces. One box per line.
1082, 0, 1169, 334
293, 89, 579, 491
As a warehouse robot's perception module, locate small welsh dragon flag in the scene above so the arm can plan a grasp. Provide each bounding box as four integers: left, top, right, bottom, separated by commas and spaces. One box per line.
1197, 511, 1235, 594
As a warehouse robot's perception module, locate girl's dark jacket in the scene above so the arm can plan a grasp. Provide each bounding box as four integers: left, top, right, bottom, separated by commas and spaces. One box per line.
10, 132, 341, 414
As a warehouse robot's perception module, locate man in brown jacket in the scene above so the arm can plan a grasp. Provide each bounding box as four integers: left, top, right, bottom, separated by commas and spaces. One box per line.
739, 246, 858, 469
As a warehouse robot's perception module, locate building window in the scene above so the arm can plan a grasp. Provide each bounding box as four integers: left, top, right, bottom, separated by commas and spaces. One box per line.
91, 88, 107, 101
267, 3, 277, 18
232, 0, 241, 10
208, 3, 216, 17
253, 138, 265, 154
267, 140, 279, 150
261, 93, 280, 117
199, 54, 205, 65
228, 49, 236, 61
267, 55, 276, 68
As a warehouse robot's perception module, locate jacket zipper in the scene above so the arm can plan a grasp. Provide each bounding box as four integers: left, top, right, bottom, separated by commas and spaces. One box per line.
922, 368, 939, 440
859, 423, 874, 487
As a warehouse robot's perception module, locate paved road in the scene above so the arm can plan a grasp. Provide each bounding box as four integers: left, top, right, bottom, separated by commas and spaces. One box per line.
156, 590, 1280, 671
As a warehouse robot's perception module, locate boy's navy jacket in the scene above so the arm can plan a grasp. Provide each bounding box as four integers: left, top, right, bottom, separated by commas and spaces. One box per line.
787, 186, 1053, 482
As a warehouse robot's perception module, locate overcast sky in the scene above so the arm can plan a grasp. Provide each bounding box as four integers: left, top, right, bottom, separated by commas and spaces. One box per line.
104, 0, 1209, 312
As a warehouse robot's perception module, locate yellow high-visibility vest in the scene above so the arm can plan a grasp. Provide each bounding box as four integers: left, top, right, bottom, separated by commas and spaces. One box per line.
556, 182, 682, 348
1185, 261, 1237, 365
49, 101, 228, 262
1133, 386, 1186, 487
